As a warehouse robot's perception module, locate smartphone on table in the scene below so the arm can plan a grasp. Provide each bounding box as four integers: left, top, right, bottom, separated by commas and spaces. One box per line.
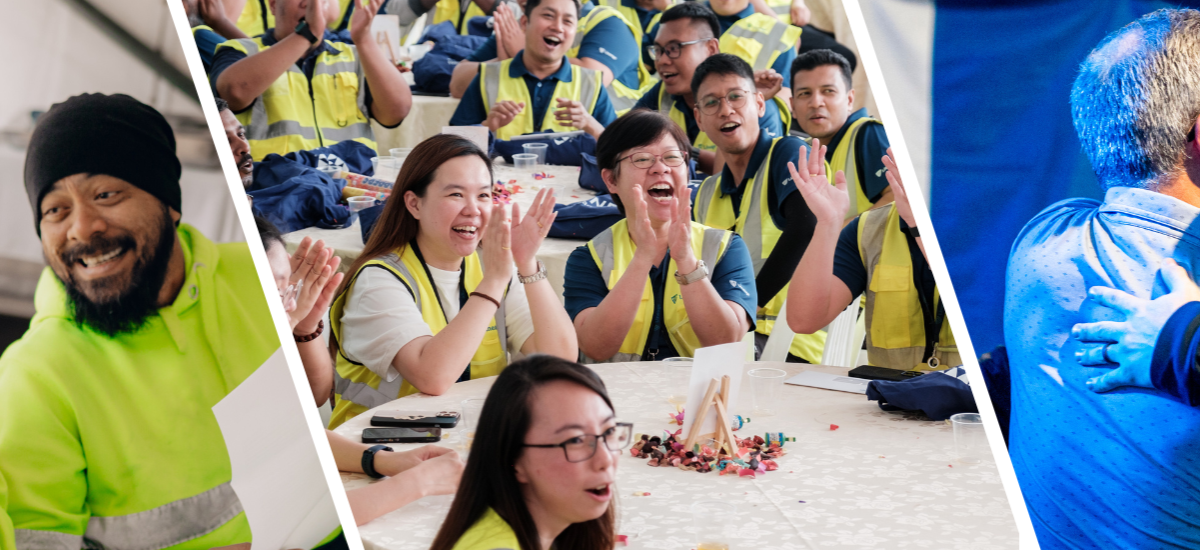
370, 411, 460, 429
361, 427, 442, 444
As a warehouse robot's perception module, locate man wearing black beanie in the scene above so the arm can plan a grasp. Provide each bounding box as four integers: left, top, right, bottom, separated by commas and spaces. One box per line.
0, 93, 280, 549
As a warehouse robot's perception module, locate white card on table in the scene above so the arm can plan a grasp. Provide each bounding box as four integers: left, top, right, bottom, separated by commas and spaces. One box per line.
785, 370, 870, 394
680, 341, 747, 439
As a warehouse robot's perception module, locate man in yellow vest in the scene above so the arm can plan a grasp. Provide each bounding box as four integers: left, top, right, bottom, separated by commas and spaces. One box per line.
635, 2, 791, 174
691, 54, 826, 363
0, 94, 280, 548
786, 147, 958, 370
449, 0, 618, 139
791, 49, 892, 220
212, 0, 412, 160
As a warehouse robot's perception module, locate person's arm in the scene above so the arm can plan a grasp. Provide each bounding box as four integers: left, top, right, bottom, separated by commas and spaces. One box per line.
858, 123, 893, 206
772, 46, 795, 101
221, 0, 247, 24
752, 193, 816, 306
666, 187, 750, 344
508, 189, 579, 359
570, 57, 616, 87
286, 239, 344, 406
326, 431, 463, 525
748, 0, 775, 17
216, 0, 327, 111
570, 14, 639, 88
199, 0, 250, 39
350, 0, 412, 127
449, 74, 496, 126
450, 62, 483, 98
881, 148, 924, 260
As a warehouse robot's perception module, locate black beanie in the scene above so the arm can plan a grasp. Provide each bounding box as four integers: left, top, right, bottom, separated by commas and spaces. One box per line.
24, 93, 182, 234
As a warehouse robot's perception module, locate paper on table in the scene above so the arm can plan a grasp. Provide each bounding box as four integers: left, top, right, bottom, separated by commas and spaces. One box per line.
212, 348, 340, 550
680, 341, 747, 439
442, 126, 490, 154
785, 370, 869, 394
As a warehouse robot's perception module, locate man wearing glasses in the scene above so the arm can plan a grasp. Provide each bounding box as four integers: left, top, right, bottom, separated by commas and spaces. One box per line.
633, 3, 790, 175
691, 54, 826, 363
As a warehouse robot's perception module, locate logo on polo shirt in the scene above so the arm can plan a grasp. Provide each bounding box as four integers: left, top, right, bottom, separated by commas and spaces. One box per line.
599, 47, 618, 61
728, 280, 750, 297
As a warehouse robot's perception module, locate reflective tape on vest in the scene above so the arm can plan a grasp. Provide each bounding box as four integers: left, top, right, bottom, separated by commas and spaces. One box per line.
481, 60, 602, 140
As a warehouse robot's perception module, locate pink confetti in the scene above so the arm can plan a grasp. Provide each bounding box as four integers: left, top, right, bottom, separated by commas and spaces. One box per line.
617, 535, 628, 546
829, 424, 839, 431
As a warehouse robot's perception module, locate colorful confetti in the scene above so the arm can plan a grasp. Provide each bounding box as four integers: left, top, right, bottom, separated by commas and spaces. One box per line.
630, 429, 786, 478
617, 535, 628, 546
829, 424, 840, 431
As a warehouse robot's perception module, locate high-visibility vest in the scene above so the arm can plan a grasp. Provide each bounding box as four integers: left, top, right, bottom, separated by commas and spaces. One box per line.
479, 59, 603, 140
216, 38, 376, 161
235, 0, 274, 37
857, 204, 958, 370
764, 0, 794, 25
450, 508, 520, 550
567, 5, 656, 114
830, 116, 885, 220
433, 0, 489, 34
651, 84, 792, 153
585, 220, 733, 362
719, 13, 802, 73
328, 245, 508, 428
694, 137, 829, 362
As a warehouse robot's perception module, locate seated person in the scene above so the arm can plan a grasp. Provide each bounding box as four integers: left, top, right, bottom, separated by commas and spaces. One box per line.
791, 49, 891, 219
184, 0, 249, 73
428, 355, 626, 549
565, 109, 756, 362
327, 430, 464, 525
449, 0, 617, 140
691, 54, 823, 363
636, 2, 790, 174
327, 134, 578, 428
786, 148, 958, 370
212, 0, 411, 160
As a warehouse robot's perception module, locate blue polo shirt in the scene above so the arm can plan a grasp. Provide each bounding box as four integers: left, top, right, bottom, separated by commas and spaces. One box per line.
633, 82, 787, 144
466, 35, 498, 61
698, 129, 806, 229
649, 2, 795, 89
563, 233, 758, 360
192, 26, 225, 73
824, 108, 890, 204
449, 52, 618, 132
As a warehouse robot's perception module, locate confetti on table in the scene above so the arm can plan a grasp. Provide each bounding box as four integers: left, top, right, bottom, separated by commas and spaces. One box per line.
617, 535, 628, 546
631, 491, 651, 496
829, 424, 840, 431
630, 429, 784, 477
798, 500, 807, 503
948, 464, 954, 468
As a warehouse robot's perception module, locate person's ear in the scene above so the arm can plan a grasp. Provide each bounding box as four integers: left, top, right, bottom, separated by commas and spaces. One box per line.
1190, 117, 1200, 159
269, 0, 278, 16
705, 37, 719, 56
520, 14, 528, 31
169, 207, 182, 224
514, 458, 531, 484
846, 88, 855, 109
601, 168, 620, 195
756, 91, 766, 118
404, 190, 422, 220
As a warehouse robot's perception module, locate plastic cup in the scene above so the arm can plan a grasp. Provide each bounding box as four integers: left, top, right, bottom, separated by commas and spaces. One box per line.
691, 500, 737, 549
460, 398, 486, 452
347, 196, 375, 212
951, 412, 986, 465
748, 367, 787, 416
523, 142, 548, 165
389, 147, 413, 159
660, 357, 692, 406
318, 165, 341, 178
513, 153, 538, 169
371, 156, 400, 182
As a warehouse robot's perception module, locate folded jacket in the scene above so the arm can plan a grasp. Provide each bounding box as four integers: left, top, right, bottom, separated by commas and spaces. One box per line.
865, 366, 977, 421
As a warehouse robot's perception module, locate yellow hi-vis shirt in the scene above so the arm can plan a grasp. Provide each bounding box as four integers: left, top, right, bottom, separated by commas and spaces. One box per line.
215, 37, 376, 161
719, 13, 802, 73
236, 0, 358, 37
479, 58, 604, 141
433, 0, 489, 35
0, 471, 13, 550
567, 4, 656, 113
329, 245, 508, 428
450, 507, 521, 550
693, 137, 831, 362
0, 225, 278, 549
857, 204, 959, 370
830, 115, 886, 220
584, 219, 734, 362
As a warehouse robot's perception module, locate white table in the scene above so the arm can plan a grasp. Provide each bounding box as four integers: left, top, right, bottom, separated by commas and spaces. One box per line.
284, 160, 601, 299
335, 362, 1018, 549
372, 95, 462, 152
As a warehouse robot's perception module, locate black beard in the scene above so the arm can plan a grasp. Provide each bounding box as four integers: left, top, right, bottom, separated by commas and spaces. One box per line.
60, 207, 177, 337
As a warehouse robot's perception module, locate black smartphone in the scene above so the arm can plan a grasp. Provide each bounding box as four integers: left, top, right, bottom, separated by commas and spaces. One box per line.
848, 365, 925, 382
371, 410, 461, 429
361, 427, 442, 444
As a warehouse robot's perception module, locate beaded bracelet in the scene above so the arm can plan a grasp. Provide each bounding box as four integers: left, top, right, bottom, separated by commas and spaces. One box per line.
294, 319, 324, 343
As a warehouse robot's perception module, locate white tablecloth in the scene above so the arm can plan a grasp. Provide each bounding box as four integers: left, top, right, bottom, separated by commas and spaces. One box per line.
284, 161, 601, 299
372, 95, 462, 152
334, 362, 1018, 549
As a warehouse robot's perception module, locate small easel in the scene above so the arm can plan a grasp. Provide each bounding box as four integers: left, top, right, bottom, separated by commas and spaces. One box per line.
682, 375, 738, 455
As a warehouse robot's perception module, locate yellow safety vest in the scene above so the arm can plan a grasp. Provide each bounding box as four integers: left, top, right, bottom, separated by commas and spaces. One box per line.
450, 508, 521, 550
216, 38, 376, 161
719, 13, 802, 73
765, 0, 795, 25
433, 0, 489, 34
857, 204, 958, 370
567, 5, 656, 113
480, 58, 603, 140
830, 116, 885, 220
585, 220, 733, 362
651, 84, 792, 153
235, 0, 274, 37
693, 137, 830, 362
328, 245, 508, 428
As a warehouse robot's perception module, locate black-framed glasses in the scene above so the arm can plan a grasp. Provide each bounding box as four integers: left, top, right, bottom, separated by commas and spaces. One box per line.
1188, 125, 1196, 143
697, 89, 751, 115
647, 38, 711, 61
523, 422, 634, 462
616, 151, 689, 169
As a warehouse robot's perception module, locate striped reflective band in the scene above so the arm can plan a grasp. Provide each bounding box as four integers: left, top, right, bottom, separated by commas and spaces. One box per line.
724, 22, 790, 71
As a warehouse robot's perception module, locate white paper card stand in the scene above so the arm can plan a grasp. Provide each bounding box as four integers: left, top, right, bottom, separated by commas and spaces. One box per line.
679, 341, 746, 453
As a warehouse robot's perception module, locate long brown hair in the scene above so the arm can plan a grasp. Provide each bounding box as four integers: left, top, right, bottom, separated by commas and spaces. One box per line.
339, 134, 494, 291
429, 356, 618, 550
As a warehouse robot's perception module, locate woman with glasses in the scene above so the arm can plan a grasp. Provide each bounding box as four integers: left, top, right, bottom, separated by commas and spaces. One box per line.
429, 355, 629, 550
326, 134, 578, 428
563, 109, 757, 362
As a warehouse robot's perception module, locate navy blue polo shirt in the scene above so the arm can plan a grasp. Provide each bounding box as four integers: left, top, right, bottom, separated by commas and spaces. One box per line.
563, 233, 758, 360
646, 2, 795, 89
449, 52, 618, 131
699, 129, 807, 229
824, 108, 890, 203
633, 82, 788, 145
192, 26, 225, 73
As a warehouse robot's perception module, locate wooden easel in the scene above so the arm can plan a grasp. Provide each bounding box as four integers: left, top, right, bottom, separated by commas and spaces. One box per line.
682, 375, 738, 455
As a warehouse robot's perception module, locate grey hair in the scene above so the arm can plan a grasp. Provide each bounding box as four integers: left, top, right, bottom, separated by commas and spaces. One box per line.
1070, 9, 1200, 190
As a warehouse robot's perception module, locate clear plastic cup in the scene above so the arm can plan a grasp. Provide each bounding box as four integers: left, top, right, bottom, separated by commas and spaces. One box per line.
523, 143, 548, 165
951, 412, 986, 465
389, 147, 413, 159
371, 156, 400, 182
660, 357, 692, 407
691, 500, 737, 549
748, 367, 787, 416
460, 398, 486, 453
347, 196, 375, 212
513, 153, 538, 169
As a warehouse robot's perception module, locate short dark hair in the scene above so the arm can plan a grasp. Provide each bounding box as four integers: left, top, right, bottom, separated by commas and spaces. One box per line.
790, 49, 853, 91
658, 2, 719, 41
523, 0, 581, 20
214, 97, 229, 113
691, 53, 756, 100
595, 109, 691, 216
255, 214, 284, 251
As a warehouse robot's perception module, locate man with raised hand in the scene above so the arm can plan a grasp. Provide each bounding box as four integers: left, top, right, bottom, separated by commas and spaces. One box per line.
212, 0, 412, 160
1003, 9, 1200, 548
0, 94, 278, 548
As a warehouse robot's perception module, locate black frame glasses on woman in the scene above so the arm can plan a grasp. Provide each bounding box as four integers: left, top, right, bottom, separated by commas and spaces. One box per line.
616, 151, 689, 170
647, 38, 712, 61
523, 422, 634, 463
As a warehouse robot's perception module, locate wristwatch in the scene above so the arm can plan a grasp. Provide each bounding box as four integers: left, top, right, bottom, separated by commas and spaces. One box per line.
518, 260, 547, 284
901, 224, 921, 238
674, 260, 708, 286
362, 444, 393, 479
295, 19, 318, 45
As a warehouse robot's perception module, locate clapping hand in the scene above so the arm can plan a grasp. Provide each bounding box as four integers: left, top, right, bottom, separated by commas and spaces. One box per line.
626, 185, 669, 264
494, 3, 525, 60
554, 98, 601, 138
667, 186, 697, 273
786, 138, 847, 226
881, 147, 916, 228
485, 101, 525, 133
350, 0, 386, 44
479, 199, 514, 287
289, 239, 344, 333
303, 0, 328, 48
510, 187, 557, 275
754, 69, 783, 99
790, 0, 811, 26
